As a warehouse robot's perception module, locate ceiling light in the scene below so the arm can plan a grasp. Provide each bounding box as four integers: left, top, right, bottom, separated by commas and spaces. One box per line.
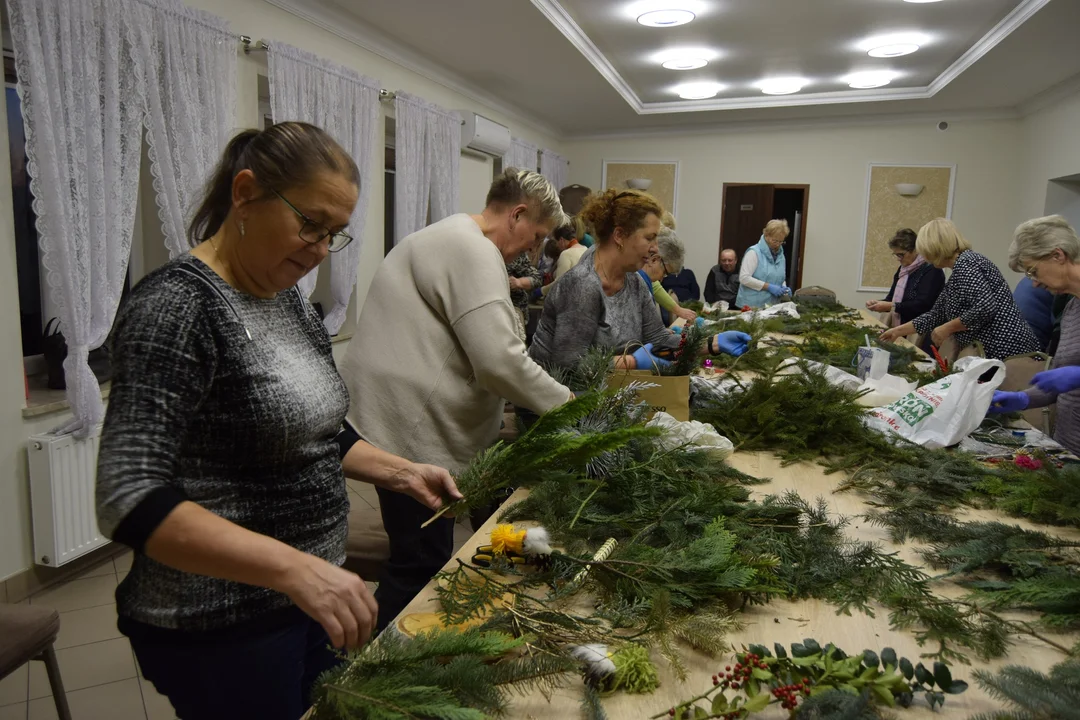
637, 9, 696, 27
845, 71, 897, 89
902, 0, 943, 3
859, 32, 928, 58
868, 43, 919, 57
758, 77, 807, 95
662, 56, 708, 70
673, 82, 724, 99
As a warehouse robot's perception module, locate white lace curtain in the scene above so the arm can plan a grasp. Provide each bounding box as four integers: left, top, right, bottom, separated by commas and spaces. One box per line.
8, 0, 234, 435
268, 42, 379, 334
393, 92, 461, 245
540, 148, 569, 197
502, 137, 539, 173
129, 0, 236, 259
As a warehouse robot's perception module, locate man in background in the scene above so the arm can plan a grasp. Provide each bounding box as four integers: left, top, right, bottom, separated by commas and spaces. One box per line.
705, 248, 740, 306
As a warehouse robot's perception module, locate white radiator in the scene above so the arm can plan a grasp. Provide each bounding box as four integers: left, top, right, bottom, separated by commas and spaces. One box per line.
28, 425, 109, 567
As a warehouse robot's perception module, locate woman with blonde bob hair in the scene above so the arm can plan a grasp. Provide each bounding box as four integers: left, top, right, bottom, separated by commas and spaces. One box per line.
989, 216, 1080, 454
736, 219, 790, 308
880, 218, 1040, 359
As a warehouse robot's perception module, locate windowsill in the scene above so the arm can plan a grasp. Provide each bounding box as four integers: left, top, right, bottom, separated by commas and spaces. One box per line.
22, 333, 352, 419
331, 330, 354, 345
23, 370, 111, 420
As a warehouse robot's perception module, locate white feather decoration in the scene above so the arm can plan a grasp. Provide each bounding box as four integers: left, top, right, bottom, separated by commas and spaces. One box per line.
569, 644, 615, 678
523, 527, 552, 556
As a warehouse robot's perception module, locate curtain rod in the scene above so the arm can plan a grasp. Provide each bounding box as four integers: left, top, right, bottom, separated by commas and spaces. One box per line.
238, 35, 396, 101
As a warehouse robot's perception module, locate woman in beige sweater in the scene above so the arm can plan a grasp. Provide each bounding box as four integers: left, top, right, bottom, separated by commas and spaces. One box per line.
339, 169, 573, 630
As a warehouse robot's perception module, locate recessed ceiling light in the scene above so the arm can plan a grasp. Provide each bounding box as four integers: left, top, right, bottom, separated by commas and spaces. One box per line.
673, 82, 724, 99
902, 0, 944, 3
662, 56, 708, 70
859, 32, 928, 58
758, 77, 807, 95
637, 9, 696, 27
868, 43, 919, 57
845, 71, 897, 89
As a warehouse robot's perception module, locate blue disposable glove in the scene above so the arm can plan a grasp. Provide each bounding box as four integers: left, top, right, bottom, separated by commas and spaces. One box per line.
988, 391, 1030, 414
1031, 366, 1080, 395
631, 343, 672, 373
531, 287, 543, 301
714, 331, 752, 357
765, 283, 786, 298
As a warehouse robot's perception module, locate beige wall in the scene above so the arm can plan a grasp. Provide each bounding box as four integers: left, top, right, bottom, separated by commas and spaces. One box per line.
0, 0, 558, 581
1019, 87, 1080, 223
564, 118, 1025, 308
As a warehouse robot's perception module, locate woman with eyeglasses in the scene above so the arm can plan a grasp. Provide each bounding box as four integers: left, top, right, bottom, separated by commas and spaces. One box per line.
530, 189, 749, 377
96, 123, 458, 719
879, 218, 1040, 360
865, 228, 945, 332
638, 226, 697, 325
989, 216, 1080, 454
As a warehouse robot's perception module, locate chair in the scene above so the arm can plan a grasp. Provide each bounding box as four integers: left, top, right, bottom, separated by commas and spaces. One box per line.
0, 604, 71, 720
1000, 352, 1055, 435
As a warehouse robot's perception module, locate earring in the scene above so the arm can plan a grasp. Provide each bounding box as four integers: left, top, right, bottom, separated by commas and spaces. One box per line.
240, 220, 245, 237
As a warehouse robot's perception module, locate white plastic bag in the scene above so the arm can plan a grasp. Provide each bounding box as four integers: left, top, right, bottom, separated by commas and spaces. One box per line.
703, 301, 729, 313
855, 373, 917, 408
864, 356, 1006, 449
647, 411, 735, 459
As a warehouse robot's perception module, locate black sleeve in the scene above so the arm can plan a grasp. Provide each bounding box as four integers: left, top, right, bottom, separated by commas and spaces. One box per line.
335, 420, 361, 460
883, 269, 899, 303
897, 268, 946, 323
688, 271, 700, 302
704, 268, 717, 304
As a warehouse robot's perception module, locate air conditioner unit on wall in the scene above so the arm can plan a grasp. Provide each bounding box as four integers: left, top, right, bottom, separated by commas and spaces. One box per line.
460, 112, 511, 157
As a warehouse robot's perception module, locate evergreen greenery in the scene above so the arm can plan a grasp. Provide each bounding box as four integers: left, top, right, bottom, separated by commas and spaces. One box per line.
970, 659, 1080, 720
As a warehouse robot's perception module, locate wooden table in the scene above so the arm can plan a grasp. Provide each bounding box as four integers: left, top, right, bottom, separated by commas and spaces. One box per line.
385, 308, 1075, 718
302, 304, 1064, 720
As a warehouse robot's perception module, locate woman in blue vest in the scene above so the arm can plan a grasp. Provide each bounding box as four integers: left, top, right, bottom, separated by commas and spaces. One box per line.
735, 219, 790, 308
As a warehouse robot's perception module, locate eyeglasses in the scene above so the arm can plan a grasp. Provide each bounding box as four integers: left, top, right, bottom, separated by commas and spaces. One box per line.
892, 252, 906, 261
1025, 264, 1039, 280
272, 189, 353, 253
660, 258, 673, 276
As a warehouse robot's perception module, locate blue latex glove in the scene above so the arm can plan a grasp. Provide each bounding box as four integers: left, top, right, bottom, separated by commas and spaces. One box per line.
714, 331, 752, 357
1031, 366, 1080, 395
530, 287, 543, 301
765, 283, 787, 298
631, 343, 672, 373
988, 391, 1030, 414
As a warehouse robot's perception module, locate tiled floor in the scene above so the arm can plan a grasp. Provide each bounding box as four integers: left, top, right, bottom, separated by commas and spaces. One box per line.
0, 486, 474, 720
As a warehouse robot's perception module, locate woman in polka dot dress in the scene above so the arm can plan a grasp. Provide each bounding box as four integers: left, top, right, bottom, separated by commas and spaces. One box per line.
880, 218, 1041, 360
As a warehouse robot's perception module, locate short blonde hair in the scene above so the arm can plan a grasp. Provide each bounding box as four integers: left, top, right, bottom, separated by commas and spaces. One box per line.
1009, 215, 1080, 272
916, 218, 971, 266
656, 226, 686, 274
764, 219, 790, 241
487, 168, 567, 226
660, 210, 677, 230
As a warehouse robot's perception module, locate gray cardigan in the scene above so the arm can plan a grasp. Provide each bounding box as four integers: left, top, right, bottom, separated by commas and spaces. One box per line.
1025, 296, 1080, 454
529, 246, 679, 370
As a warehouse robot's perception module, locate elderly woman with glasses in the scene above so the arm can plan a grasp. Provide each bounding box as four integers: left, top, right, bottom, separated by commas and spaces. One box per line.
865, 228, 945, 329
879, 218, 1040, 360
990, 216, 1080, 454
638, 226, 697, 324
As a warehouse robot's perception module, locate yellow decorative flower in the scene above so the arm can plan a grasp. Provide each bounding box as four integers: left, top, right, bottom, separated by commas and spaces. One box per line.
490, 524, 527, 555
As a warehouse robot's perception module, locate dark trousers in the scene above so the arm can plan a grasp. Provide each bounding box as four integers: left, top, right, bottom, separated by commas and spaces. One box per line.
374, 485, 455, 632
127, 611, 340, 720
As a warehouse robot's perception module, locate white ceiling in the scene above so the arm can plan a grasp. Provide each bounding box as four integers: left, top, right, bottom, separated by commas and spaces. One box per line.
274, 0, 1080, 138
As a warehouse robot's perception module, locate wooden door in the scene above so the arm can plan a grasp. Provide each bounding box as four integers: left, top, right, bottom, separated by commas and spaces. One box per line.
719, 184, 774, 262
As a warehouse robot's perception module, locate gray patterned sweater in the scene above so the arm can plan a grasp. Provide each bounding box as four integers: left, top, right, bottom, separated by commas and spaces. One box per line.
96, 256, 349, 632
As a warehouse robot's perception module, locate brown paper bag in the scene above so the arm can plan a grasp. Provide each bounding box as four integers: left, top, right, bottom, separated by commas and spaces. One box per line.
607, 370, 690, 421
